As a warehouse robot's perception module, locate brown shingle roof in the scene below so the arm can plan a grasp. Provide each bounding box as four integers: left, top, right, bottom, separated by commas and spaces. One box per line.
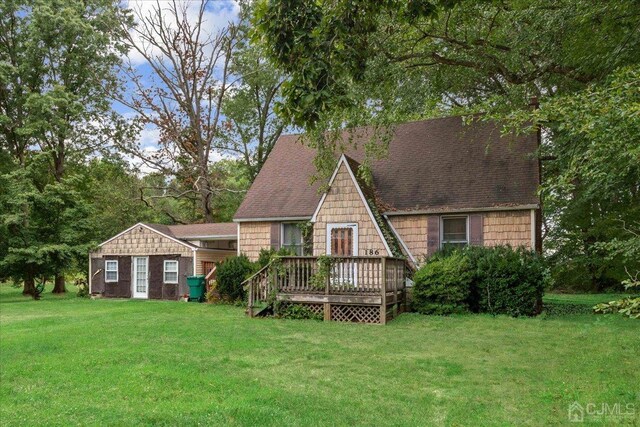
145, 222, 237, 240
233, 116, 539, 220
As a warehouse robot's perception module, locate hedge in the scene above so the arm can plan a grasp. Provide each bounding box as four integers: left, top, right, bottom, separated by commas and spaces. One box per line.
413, 246, 548, 317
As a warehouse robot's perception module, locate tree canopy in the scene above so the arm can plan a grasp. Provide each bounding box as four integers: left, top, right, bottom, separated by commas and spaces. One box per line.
254, 0, 640, 290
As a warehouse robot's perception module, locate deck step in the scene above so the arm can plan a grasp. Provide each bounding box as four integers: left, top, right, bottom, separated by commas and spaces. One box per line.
254, 305, 273, 317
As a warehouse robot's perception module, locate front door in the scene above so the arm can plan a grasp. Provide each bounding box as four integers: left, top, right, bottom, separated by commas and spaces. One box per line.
132, 256, 149, 299
327, 224, 358, 286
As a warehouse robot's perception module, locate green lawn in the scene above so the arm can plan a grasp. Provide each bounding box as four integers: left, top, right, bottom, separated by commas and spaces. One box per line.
543, 293, 636, 306
1, 285, 638, 426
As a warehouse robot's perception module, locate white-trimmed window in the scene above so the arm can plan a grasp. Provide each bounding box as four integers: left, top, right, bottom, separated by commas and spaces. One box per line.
441, 216, 469, 248
281, 223, 304, 256
163, 260, 179, 284
105, 260, 118, 282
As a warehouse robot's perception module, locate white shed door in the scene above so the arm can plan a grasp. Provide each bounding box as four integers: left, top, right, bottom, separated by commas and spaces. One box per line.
132, 257, 149, 299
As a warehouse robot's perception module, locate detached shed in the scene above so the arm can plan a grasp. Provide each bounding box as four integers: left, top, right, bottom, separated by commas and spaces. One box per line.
89, 222, 237, 300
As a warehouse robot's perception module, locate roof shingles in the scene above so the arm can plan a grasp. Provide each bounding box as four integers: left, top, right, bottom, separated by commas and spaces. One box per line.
144, 222, 237, 240
234, 116, 539, 220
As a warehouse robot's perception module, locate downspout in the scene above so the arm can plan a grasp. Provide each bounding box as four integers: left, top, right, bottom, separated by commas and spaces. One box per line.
531, 96, 543, 253
236, 223, 240, 256
192, 248, 197, 275
530, 209, 536, 252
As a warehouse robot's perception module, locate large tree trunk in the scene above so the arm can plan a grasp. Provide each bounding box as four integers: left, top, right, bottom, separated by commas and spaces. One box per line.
200, 188, 214, 222
52, 274, 66, 293
52, 142, 65, 183
22, 276, 36, 295
198, 160, 214, 222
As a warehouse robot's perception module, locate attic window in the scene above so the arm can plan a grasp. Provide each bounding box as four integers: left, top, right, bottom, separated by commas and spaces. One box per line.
105, 260, 118, 282
441, 217, 468, 248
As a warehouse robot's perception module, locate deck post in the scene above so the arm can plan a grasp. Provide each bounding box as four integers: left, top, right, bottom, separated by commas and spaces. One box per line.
248, 283, 254, 318
402, 264, 408, 313
324, 260, 331, 321
393, 261, 398, 319
380, 257, 387, 325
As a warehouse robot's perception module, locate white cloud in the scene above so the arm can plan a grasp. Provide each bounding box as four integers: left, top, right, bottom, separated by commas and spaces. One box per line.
138, 125, 160, 149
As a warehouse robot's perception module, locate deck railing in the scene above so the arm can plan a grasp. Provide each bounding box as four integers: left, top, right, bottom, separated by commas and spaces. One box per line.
244, 256, 410, 323
274, 256, 406, 295
205, 264, 217, 292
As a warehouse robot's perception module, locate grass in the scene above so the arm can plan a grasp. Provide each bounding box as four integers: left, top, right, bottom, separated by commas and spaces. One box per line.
1, 285, 638, 426
543, 293, 636, 306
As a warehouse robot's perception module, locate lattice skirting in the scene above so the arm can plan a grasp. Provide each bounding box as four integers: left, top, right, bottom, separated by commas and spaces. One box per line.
331, 304, 380, 324
279, 302, 324, 317
275, 302, 404, 324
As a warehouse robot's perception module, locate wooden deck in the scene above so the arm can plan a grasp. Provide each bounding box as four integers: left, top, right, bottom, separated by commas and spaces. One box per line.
244, 256, 411, 324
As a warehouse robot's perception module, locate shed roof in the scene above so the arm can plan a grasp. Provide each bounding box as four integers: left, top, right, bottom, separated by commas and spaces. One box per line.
234, 116, 540, 220
144, 222, 237, 240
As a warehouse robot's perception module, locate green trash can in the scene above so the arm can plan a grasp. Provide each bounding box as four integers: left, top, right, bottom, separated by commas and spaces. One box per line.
186, 275, 206, 302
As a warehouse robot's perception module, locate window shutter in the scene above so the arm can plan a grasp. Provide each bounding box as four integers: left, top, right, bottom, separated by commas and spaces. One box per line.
270, 223, 281, 249
469, 214, 483, 246
426, 215, 440, 256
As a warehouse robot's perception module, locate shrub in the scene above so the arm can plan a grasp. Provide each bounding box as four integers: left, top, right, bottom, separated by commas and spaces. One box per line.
76, 278, 89, 298
470, 246, 546, 317
593, 275, 640, 319
413, 246, 548, 317
543, 302, 593, 316
275, 303, 323, 321
593, 297, 640, 319
216, 255, 254, 302
413, 252, 473, 315
205, 280, 220, 303
256, 247, 295, 270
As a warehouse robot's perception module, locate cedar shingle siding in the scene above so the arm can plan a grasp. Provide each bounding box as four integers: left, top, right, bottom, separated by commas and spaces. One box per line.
390, 210, 534, 262
313, 163, 388, 257
194, 251, 235, 275
388, 216, 429, 259
91, 258, 105, 294
96, 225, 193, 257
90, 221, 236, 299
483, 210, 533, 248
238, 222, 271, 261
102, 256, 132, 298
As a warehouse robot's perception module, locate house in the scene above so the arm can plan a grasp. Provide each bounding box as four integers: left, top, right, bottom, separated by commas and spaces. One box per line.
88, 115, 540, 322
234, 116, 541, 263
88, 222, 237, 299
235, 116, 540, 323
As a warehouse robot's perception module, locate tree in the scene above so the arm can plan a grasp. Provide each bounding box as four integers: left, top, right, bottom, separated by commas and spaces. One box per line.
255, 0, 639, 127
77, 157, 171, 239
208, 159, 250, 222
117, 0, 240, 222
0, 0, 131, 180
523, 67, 640, 290
0, 0, 132, 293
221, 26, 286, 181
254, 0, 640, 290
0, 157, 95, 296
